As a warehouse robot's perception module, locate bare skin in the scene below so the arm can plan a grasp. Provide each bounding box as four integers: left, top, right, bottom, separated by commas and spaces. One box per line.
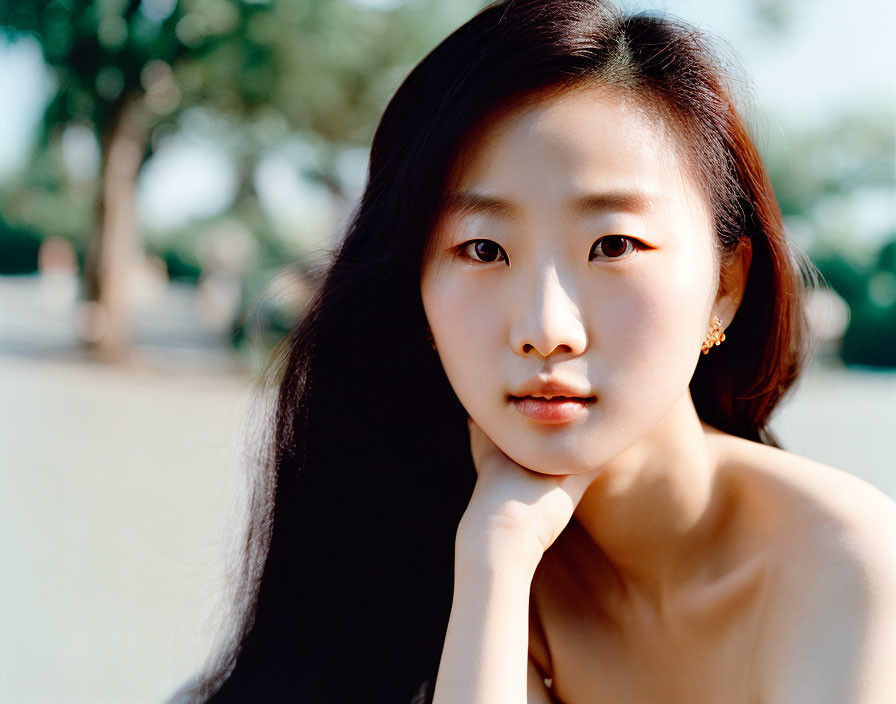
528, 424, 896, 703
422, 83, 896, 704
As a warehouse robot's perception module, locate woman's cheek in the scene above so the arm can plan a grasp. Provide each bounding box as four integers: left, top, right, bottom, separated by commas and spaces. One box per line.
429, 285, 501, 409
597, 273, 702, 418
633, 255, 712, 347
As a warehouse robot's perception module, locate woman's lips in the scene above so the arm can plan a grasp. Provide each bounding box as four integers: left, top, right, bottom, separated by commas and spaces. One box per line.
509, 395, 596, 424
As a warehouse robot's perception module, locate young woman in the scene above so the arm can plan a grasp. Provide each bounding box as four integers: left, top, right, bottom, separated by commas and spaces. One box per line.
173, 1, 896, 702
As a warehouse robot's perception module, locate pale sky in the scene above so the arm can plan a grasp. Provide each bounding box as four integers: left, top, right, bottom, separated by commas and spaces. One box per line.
0, 0, 892, 236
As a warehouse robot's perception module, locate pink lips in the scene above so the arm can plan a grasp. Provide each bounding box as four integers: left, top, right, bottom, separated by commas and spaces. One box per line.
510, 395, 595, 424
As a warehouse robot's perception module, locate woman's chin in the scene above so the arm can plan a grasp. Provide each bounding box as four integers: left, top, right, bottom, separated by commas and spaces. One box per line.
502, 446, 604, 476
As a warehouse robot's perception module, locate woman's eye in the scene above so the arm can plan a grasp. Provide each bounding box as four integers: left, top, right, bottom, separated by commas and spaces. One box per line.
459, 239, 508, 264
589, 234, 642, 261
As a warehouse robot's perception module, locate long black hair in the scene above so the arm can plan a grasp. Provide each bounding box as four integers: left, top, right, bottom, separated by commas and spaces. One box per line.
174, 1, 812, 701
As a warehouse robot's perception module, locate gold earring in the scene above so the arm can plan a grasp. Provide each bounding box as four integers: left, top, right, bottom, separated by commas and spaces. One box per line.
425, 326, 437, 351
701, 316, 726, 355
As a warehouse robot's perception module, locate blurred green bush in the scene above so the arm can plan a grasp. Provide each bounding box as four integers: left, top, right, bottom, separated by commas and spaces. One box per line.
814, 237, 896, 368
0, 217, 43, 274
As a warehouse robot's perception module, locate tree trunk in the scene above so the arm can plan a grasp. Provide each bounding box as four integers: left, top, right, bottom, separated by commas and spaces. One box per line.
84, 95, 148, 362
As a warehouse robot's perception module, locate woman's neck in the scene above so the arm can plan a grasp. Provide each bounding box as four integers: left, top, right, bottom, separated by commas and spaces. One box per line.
571, 391, 737, 612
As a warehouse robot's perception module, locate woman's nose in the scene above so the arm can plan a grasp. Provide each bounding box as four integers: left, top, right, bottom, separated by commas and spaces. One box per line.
509, 266, 587, 359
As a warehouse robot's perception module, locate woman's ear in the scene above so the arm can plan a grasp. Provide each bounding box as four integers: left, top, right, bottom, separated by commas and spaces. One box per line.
714, 237, 752, 323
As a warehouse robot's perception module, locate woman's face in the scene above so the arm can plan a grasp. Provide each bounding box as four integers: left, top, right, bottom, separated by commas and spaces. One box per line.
420, 84, 727, 475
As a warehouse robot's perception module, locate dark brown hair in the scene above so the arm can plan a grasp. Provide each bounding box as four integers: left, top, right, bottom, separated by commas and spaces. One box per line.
172, 1, 813, 702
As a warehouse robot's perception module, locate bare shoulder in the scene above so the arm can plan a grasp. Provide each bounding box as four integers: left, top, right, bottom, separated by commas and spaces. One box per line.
712, 427, 896, 550
713, 430, 896, 701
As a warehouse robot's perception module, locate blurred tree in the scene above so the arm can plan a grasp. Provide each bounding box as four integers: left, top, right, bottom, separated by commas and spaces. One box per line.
764, 112, 894, 230
0, 0, 482, 361
762, 112, 896, 367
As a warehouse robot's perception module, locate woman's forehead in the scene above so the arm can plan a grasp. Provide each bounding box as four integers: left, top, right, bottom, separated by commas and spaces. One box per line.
441, 84, 706, 220
452, 86, 678, 177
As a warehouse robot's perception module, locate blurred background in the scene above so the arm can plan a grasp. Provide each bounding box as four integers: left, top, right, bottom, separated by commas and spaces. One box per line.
0, 0, 893, 701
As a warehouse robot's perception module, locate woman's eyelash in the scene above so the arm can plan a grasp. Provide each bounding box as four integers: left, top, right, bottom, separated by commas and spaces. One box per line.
456, 235, 646, 264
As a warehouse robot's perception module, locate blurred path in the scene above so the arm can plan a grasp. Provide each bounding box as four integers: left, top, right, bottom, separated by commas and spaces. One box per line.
0, 275, 893, 703
0, 275, 259, 704
0, 354, 258, 704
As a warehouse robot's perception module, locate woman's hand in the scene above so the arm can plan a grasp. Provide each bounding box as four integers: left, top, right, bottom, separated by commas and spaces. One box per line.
437, 418, 599, 704
457, 417, 603, 566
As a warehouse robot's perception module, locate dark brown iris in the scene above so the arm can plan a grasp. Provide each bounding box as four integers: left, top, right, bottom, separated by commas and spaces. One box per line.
472, 240, 502, 262
593, 235, 628, 259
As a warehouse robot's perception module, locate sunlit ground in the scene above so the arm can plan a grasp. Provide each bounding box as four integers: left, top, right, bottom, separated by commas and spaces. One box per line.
0, 275, 894, 704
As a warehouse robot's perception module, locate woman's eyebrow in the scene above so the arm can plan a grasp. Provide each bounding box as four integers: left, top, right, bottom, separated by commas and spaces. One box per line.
573, 189, 660, 215
439, 188, 659, 218
440, 190, 511, 218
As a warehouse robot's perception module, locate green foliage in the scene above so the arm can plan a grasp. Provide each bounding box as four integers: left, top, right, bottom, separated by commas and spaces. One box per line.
764, 112, 894, 227
813, 235, 896, 369
0, 147, 97, 249
147, 238, 202, 282
0, 0, 485, 181
1, 0, 187, 136
812, 252, 867, 306
0, 216, 43, 274
878, 240, 896, 275
764, 109, 895, 368
841, 301, 896, 368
